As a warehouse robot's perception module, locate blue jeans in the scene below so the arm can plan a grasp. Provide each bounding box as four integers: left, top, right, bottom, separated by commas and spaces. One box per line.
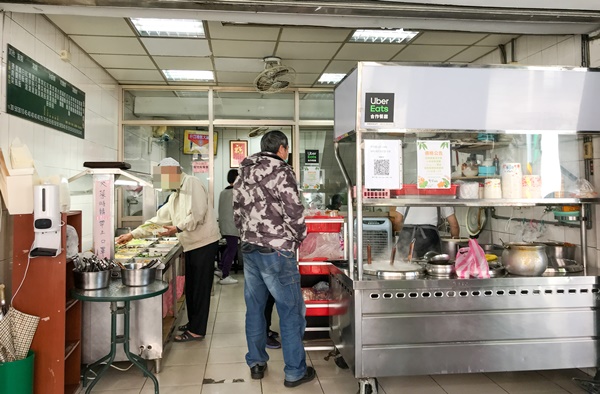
243, 244, 307, 382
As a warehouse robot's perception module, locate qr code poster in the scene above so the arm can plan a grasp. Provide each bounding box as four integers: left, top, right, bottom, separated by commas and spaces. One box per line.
416, 140, 451, 189
364, 140, 402, 189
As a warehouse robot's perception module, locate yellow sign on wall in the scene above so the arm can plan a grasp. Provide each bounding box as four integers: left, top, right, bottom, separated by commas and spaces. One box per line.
183, 130, 217, 156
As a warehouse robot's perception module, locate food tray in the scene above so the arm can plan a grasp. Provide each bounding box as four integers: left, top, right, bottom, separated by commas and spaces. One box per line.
390, 184, 457, 196
305, 215, 343, 233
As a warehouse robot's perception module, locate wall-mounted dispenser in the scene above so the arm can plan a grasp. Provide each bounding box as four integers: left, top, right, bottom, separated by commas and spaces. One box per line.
30, 184, 61, 257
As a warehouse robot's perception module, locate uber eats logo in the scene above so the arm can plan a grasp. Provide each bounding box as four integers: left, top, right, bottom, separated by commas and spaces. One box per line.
365, 93, 394, 123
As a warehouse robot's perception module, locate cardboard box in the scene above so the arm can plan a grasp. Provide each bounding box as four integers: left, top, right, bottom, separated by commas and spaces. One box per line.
0, 149, 36, 214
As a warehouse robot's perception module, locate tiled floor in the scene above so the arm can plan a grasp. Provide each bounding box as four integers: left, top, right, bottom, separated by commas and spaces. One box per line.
77, 272, 593, 393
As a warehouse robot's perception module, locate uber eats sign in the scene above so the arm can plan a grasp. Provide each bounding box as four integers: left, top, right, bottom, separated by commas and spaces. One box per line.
365, 93, 394, 123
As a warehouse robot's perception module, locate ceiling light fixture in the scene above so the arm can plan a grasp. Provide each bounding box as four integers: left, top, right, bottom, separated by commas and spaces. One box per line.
351, 29, 418, 44
163, 70, 214, 82
318, 73, 346, 84
131, 18, 205, 38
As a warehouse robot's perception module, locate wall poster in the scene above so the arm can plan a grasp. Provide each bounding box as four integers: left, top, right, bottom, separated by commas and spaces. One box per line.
416, 140, 451, 189
230, 140, 248, 168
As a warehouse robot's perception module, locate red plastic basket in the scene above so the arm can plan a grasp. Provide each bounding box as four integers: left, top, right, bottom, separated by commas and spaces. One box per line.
298, 264, 330, 275
352, 186, 390, 199
305, 215, 342, 233
391, 184, 457, 196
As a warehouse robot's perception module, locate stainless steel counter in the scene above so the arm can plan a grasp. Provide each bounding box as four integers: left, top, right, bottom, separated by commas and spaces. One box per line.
329, 264, 600, 380
81, 242, 184, 372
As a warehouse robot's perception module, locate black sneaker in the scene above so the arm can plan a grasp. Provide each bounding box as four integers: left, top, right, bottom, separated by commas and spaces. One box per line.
268, 329, 279, 339
266, 336, 281, 349
250, 363, 267, 379
284, 366, 316, 387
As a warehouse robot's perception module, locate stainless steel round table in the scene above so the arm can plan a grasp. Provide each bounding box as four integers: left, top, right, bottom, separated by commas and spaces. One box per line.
72, 279, 168, 394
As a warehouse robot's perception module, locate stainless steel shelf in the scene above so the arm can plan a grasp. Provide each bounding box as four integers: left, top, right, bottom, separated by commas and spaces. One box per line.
359, 198, 598, 207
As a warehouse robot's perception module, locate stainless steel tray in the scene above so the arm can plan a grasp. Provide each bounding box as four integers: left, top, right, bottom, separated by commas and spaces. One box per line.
544, 264, 584, 275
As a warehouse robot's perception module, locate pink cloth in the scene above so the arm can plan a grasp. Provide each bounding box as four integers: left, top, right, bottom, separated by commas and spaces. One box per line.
162, 275, 186, 318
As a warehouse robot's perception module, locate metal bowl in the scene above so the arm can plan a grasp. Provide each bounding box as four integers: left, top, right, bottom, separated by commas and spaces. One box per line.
121, 263, 157, 287
425, 262, 455, 277
73, 270, 110, 290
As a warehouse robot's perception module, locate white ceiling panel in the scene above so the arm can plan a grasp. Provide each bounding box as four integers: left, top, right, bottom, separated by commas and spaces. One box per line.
284, 59, 329, 73
214, 58, 264, 72
153, 56, 213, 70
91, 54, 155, 69
392, 45, 469, 61
216, 71, 260, 84
412, 31, 488, 45
448, 46, 497, 62
71, 36, 146, 55
335, 43, 404, 61
47, 15, 135, 36
211, 40, 277, 57
294, 73, 321, 86
276, 42, 343, 60
206, 21, 280, 41
107, 69, 165, 81
324, 60, 359, 74
141, 37, 211, 56
280, 27, 352, 42
477, 34, 520, 46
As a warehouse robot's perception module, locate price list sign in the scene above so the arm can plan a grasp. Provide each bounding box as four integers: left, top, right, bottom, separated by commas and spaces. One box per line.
6, 44, 85, 138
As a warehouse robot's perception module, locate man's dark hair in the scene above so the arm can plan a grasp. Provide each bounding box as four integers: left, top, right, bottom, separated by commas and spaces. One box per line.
261, 130, 288, 154
227, 169, 238, 184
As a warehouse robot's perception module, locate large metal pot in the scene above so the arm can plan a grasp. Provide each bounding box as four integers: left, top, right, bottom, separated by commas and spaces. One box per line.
501, 242, 548, 276
440, 237, 469, 257
542, 241, 576, 260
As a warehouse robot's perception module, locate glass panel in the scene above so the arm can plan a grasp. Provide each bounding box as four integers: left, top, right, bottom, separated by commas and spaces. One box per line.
123, 124, 215, 216
123, 89, 209, 120
213, 91, 294, 120
298, 126, 348, 211
299, 92, 334, 121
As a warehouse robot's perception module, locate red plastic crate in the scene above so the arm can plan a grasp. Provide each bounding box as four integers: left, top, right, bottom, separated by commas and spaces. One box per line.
391, 184, 457, 196
298, 264, 330, 275
305, 215, 342, 233
352, 186, 390, 199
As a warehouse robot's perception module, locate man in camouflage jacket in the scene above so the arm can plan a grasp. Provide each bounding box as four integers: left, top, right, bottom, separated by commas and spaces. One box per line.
233, 130, 316, 387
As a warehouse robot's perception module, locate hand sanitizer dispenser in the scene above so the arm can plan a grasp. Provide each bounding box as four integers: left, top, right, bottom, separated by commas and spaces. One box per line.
31, 184, 62, 257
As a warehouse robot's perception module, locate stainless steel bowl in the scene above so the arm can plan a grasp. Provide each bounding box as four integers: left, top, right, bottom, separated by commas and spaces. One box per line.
121, 263, 157, 287
73, 270, 110, 290
425, 262, 455, 277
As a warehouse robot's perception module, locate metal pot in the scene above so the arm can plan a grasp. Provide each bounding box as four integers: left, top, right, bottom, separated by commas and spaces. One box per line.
501, 242, 548, 276
542, 241, 576, 260
439, 237, 469, 257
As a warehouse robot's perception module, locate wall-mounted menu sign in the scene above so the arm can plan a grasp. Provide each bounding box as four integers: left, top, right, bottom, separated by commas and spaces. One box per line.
6, 44, 85, 138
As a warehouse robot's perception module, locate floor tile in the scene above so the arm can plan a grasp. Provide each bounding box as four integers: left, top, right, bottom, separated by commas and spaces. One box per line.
486, 371, 569, 393
161, 343, 210, 366
84, 362, 148, 391
378, 375, 448, 394
200, 381, 262, 394
213, 319, 245, 334
204, 361, 253, 382
319, 376, 360, 394
141, 384, 202, 393
432, 373, 507, 394
207, 346, 248, 364
211, 333, 247, 348
154, 364, 206, 387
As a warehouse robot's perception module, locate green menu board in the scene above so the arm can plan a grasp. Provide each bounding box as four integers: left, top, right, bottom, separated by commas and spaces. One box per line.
6, 44, 85, 138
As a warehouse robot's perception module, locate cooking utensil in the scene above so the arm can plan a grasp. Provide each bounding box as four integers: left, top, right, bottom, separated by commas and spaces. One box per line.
425, 262, 455, 277
121, 263, 157, 287
390, 247, 396, 265
73, 270, 110, 290
367, 245, 372, 264
423, 251, 439, 261
501, 242, 548, 276
363, 261, 426, 279
542, 241, 576, 261
407, 238, 416, 261
429, 253, 451, 263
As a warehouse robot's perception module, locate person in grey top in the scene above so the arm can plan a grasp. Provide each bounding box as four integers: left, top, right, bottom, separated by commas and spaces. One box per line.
217, 169, 240, 285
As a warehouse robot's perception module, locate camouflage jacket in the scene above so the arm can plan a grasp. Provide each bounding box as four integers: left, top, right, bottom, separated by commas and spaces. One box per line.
232, 152, 306, 252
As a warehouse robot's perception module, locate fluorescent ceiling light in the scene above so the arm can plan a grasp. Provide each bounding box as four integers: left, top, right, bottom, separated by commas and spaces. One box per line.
163, 70, 214, 82
318, 73, 346, 84
351, 29, 418, 44
131, 18, 205, 38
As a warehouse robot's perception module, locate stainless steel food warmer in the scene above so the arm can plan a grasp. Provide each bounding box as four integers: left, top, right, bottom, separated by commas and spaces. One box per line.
331, 62, 600, 394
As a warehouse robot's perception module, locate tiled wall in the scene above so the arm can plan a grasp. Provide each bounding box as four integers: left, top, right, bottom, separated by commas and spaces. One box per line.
468, 34, 600, 268
0, 12, 119, 292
